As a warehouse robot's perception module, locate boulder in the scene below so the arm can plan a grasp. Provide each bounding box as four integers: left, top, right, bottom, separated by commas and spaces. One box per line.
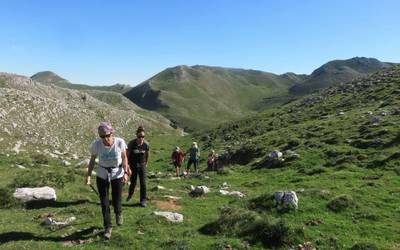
190, 185, 210, 195
219, 190, 245, 198
13, 186, 57, 202
274, 191, 298, 209
43, 216, 76, 226
153, 211, 183, 223
269, 150, 283, 159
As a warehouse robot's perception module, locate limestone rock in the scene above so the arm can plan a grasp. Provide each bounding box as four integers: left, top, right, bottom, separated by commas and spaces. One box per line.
274, 191, 298, 209
153, 211, 183, 223
13, 186, 57, 202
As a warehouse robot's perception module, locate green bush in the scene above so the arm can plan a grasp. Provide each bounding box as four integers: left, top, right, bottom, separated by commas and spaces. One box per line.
327, 194, 356, 212
0, 188, 14, 208
199, 207, 292, 248
351, 242, 378, 250
12, 169, 76, 189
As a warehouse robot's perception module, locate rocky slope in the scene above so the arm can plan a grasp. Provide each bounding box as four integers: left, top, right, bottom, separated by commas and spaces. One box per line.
0, 72, 176, 159
289, 57, 394, 95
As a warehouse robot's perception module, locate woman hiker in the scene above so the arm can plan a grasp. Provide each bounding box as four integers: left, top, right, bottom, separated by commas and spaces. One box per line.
85, 122, 130, 240
126, 126, 150, 207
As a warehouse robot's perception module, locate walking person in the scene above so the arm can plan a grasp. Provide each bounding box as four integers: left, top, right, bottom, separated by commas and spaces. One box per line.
171, 146, 185, 176
186, 142, 200, 174
207, 150, 216, 171
85, 122, 130, 240
126, 126, 150, 207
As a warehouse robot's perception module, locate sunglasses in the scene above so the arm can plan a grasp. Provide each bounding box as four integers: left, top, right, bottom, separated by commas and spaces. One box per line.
137, 135, 145, 138
100, 134, 112, 139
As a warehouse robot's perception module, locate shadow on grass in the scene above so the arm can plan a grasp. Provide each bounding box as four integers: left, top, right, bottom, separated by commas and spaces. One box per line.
25, 199, 91, 209
0, 226, 102, 244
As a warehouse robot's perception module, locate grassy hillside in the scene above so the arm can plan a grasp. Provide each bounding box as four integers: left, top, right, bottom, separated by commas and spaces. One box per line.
1, 67, 400, 249
125, 65, 299, 131
289, 57, 394, 95
31, 71, 133, 94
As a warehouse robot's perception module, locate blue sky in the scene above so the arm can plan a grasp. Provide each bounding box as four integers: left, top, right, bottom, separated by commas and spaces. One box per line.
1, 0, 399, 86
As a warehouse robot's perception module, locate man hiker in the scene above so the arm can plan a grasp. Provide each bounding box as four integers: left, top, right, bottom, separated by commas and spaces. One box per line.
126, 126, 150, 207
171, 146, 185, 176
85, 122, 130, 240
186, 142, 200, 174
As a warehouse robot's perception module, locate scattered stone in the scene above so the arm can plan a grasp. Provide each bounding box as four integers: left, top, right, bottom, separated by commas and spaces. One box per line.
370, 116, 380, 126
72, 154, 79, 160
284, 150, 300, 160
339, 111, 345, 115
219, 182, 230, 190
12, 140, 22, 154
62, 160, 71, 166
13, 186, 57, 202
298, 242, 316, 250
16, 164, 26, 169
219, 190, 245, 198
43, 216, 76, 226
269, 150, 283, 159
152, 185, 166, 191
163, 195, 182, 200
137, 230, 145, 235
153, 211, 183, 223
274, 191, 298, 209
190, 185, 210, 195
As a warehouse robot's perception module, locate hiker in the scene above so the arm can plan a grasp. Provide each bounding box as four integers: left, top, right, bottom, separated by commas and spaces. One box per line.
186, 142, 200, 174
207, 150, 216, 171
126, 126, 150, 207
85, 122, 130, 240
171, 146, 185, 176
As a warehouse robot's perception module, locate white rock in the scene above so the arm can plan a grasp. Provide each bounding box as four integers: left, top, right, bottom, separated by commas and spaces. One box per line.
269, 150, 283, 159
219, 190, 245, 198
13, 186, 57, 202
152, 185, 166, 191
274, 191, 298, 209
190, 185, 210, 195
163, 195, 182, 200
62, 160, 71, 166
43, 216, 76, 226
12, 140, 22, 154
72, 154, 79, 160
16, 164, 26, 169
153, 211, 183, 223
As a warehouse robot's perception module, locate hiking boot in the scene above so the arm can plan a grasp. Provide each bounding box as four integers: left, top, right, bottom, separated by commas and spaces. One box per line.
104, 227, 112, 240
116, 214, 123, 226
140, 200, 147, 207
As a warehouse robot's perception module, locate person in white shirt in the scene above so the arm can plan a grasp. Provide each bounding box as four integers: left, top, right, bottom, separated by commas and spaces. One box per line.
85, 122, 130, 240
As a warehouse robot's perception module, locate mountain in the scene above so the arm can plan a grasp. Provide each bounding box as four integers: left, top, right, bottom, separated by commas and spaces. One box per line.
124, 65, 301, 131
31, 71, 133, 94
0, 72, 176, 157
201, 65, 400, 169
289, 57, 394, 95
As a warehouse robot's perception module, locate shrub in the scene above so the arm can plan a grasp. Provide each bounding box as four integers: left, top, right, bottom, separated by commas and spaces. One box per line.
327, 194, 356, 212
199, 207, 293, 248
31, 153, 50, 165
351, 242, 378, 250
0, 188, 14, 208
161, 239, 190, 250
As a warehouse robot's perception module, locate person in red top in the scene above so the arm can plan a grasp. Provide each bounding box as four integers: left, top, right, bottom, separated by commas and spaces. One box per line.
171, 146, 185, 177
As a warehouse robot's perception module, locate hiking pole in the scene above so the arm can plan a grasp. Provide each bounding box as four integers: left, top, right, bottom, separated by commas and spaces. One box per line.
89, 184, 99, 196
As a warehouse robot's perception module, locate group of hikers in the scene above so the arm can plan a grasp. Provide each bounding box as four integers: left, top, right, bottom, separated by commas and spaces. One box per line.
85, 122, 220, 240
171, 144, 220, 176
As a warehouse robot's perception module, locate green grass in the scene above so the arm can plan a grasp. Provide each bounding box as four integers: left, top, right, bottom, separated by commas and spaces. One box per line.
1, 132, 400, 249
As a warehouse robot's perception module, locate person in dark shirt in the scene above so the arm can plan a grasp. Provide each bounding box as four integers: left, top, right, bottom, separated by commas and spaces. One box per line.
171, 146, 185, 176
126, 126, 150, 207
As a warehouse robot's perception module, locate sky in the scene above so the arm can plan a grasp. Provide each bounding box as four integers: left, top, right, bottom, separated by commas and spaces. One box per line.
1, 0, 399, 86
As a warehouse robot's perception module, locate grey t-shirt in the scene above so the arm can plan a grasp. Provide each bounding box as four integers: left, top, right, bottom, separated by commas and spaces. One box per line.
90, 137, 127, 180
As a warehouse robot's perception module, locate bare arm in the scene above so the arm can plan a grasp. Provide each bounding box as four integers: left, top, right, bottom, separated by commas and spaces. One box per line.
85, 154, 97, 185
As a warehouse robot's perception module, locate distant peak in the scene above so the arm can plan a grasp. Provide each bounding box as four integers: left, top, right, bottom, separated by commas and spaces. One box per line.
31, 71, 68, 84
